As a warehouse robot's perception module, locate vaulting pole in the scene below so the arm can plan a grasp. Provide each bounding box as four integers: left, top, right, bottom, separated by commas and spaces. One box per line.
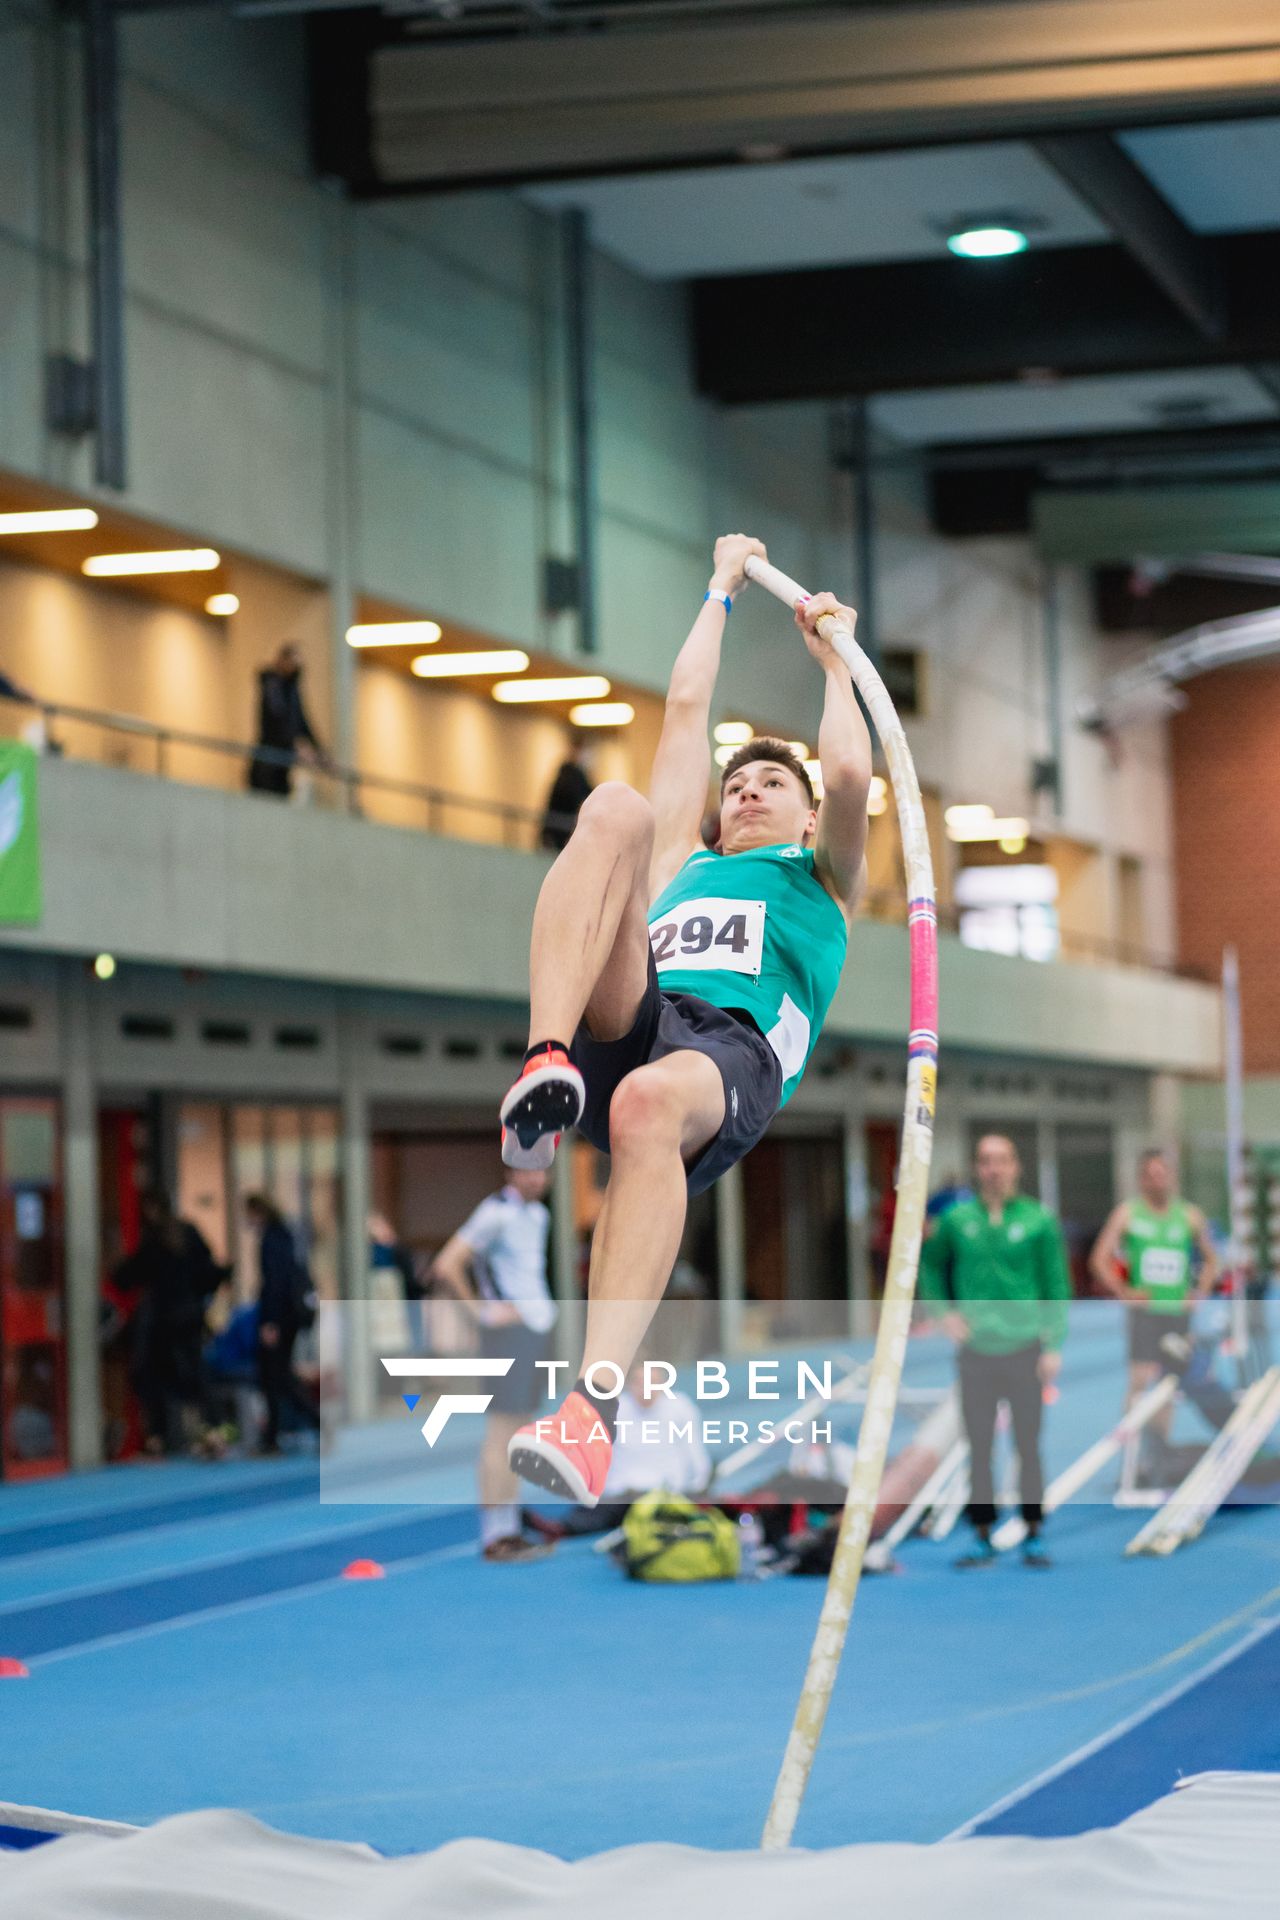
744, 555, 938, 1850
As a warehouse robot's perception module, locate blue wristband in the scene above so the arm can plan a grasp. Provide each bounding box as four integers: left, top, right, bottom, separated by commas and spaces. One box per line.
703, 589, 733, 615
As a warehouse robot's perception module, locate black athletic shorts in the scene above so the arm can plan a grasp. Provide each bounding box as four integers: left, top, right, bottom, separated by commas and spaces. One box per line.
1127, 1304, 1191, 1366
570, 946, 784, 1197
479, 1319, 553, 1416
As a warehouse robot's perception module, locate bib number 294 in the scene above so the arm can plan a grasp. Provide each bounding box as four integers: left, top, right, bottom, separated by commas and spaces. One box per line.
649, 898, 766, 976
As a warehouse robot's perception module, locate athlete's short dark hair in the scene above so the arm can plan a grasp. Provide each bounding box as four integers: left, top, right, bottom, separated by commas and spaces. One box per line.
718, 738, 814, 806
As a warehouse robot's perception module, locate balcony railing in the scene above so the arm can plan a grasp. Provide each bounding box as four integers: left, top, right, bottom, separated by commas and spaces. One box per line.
0, 691, 1186, 975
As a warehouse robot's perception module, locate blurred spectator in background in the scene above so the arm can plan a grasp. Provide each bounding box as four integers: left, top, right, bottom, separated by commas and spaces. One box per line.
920, 1134, 1070, 1571
112, 1189, 227, 1456
243, 1192, 320, 1454
247, 643, 327, 798
0, 668, 35, 703
431, 1168, 557, 1563
539, 738, 593, 851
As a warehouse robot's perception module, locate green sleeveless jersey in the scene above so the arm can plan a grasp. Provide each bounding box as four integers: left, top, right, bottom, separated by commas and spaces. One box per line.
1122, 1198, 1197, 1311
647, 843, 848, 1105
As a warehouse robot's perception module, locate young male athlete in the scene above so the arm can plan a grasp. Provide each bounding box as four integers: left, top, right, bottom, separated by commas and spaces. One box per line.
1089, 1149, 1218, 1454
496, 534, 872, 1505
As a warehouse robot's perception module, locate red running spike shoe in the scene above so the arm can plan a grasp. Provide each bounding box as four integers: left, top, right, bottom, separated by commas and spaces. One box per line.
500, 1046, 585, 1171
508, 1390, 613, 1508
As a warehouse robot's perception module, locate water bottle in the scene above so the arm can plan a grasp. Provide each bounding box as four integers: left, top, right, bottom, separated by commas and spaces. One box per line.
738, 1509, 766, 1580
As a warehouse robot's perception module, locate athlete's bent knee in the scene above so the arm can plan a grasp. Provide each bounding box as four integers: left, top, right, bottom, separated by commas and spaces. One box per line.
608, 1066, 683, 1151
576, 781, 653, 848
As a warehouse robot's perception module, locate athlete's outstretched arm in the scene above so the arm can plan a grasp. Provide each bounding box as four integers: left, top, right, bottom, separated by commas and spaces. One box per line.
796, 593, 873, 913
648, 534, 765, 897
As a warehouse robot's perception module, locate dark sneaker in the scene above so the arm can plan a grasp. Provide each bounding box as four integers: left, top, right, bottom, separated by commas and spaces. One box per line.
954, 1537, 999, 1570
482, 1535, 556, 1564
500, 1046, 585, 1170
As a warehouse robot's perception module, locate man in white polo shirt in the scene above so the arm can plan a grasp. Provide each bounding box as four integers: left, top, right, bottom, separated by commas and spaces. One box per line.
431, 1167, 558, 1564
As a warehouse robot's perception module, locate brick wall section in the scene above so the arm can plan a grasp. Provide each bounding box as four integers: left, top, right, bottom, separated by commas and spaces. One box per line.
1170, 662, 1280, 1073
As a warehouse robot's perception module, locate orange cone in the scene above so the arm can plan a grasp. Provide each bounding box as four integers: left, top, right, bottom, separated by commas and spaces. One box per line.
341, 1559, 385, 1580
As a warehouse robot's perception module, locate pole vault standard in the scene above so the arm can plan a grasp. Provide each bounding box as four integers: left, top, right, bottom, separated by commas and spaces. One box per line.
743, 555, 939, 1852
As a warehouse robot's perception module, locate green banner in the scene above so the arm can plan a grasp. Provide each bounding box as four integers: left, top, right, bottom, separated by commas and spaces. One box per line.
0, 741, 42, 924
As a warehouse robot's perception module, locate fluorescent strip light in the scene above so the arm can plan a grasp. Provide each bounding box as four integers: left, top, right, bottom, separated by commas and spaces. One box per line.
947, 814, 1030, 844
714, 744, 737, 769
411, 649, 529, 678
868, 774, 888, 816
570, 702, 634, 726
347, 621, 442, 648
788, 740, 809, 759
83, 548, 220, 576
492, 676, 611, 704
204, 593, 239, 617
713, 721, 754, 746
803, 759, 825, 796
0, 508, 99, 535
944, 803, 995, 831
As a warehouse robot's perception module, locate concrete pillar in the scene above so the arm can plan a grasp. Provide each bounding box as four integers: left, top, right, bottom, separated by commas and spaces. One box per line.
1038, 1118, 1060, 1215
715, 1158, 746, 1354
337, 1011, 374, 1424
324, 188, 359, 774
60, 964, 103, 1470
842, 1104, 874, 1339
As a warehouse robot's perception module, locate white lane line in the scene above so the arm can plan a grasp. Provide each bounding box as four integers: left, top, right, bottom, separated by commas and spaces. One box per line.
0, 1507, 456, 1613
943, 1614, 1280, 1840
22, 1540, 479, 1671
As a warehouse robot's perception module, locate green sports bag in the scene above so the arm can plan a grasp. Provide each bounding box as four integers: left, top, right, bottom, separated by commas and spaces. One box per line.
622, 1492, 741, 1583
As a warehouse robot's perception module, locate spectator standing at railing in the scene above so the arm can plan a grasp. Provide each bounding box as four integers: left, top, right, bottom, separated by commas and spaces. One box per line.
539, 738, 593, 851
247, 643, 328, 797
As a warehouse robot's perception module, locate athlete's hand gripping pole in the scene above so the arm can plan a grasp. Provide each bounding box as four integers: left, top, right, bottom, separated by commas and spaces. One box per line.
743, 553, 940, 1851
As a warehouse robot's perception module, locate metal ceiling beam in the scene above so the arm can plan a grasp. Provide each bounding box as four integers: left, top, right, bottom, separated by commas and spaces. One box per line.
1034, 132, 1228, 342
309, 0, 1280, 192
693, 234, 1280, 406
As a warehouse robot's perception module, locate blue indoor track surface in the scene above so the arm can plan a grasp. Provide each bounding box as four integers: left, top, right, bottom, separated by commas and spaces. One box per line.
3, 1318, 1280, 1859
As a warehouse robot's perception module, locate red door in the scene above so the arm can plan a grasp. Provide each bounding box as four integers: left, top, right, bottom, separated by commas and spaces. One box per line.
0, 1096, 68, 1480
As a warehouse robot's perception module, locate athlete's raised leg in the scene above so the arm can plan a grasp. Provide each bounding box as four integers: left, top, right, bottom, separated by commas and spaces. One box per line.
580, 1050, 724, 1377
530, 781, 654, 1046
500, 782, 653, 1169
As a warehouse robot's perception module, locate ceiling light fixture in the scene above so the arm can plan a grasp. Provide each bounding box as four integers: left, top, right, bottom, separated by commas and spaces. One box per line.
947, 808, 1031, 844
946, 226, 1028, 259
204, 593, 239, 617
0, 508, 99, 535
411, 649, 529, 678
346, 620, 442, 648
83, 548, 220, 576
713, 721, 754, 746
492, 675, 611, 704
570, 702, 635, 727
868, 775, 888, 816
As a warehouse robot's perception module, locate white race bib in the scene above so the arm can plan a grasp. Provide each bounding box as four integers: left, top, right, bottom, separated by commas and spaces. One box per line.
649, 898, 765, 976
1138, 1246, 1188, 1292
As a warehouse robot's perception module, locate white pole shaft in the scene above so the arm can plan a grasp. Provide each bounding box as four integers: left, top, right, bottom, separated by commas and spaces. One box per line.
744, 554, 939, 1852
1125, 1365, 1280, 1554
991, 1373, 1178, 1550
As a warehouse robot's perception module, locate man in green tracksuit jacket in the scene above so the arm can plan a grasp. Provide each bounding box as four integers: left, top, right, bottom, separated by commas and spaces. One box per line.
920, 1134, 1072, 1569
